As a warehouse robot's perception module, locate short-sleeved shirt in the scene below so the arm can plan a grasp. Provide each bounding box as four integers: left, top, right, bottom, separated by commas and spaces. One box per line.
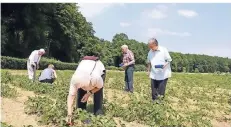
39, 68, 55, 81
28, 50, 41, 64
122, 49, 135, 64
68, 60, 105, 95
147, 46, 172, 80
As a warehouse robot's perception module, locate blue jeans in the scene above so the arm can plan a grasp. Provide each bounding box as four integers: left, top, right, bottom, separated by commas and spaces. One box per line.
124, 65, 134, 92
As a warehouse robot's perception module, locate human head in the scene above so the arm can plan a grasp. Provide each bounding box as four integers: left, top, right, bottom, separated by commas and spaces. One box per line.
38, 48, 45, 55
48, 64, 55, 69
148, 38, 158, 50
121, 45, 128, 53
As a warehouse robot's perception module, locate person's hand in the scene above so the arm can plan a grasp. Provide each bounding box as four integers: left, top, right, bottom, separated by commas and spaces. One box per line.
81, 93, 91, 103
162, 63, 168, 69
31, 63, 36, 68
123, 63, 128, 67
66, 115, 73, 126
122, 63, 128, 70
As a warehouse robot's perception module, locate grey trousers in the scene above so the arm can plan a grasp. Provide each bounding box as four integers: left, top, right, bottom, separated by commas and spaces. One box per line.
124, 65, 134, 92
151, 78, 168, 100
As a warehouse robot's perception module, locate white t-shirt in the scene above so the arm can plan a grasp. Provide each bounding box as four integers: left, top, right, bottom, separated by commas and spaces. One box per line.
28, 50, 41, 64
69, 60, 105, 95
147, 46, 172, 80
39, 68, 55, 81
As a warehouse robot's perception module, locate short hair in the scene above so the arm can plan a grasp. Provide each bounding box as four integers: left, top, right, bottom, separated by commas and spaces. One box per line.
121, 45, 128, 49
148, 38, 158, 46
48, 64, 54, 69
86, 52, 100, 58
39, 48, 45, 53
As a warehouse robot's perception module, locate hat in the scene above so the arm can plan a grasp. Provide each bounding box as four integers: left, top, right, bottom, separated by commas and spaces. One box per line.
39, 48, 45, 53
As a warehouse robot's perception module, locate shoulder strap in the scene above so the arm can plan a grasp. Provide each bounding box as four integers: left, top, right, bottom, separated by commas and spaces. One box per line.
90, 60, 97, 75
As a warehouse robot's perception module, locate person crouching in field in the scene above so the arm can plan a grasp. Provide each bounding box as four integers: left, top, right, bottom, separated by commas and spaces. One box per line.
147, 38, 172, 103
27, 48, 45, 82
38, 64, 57, 84
66, 55, 106, 124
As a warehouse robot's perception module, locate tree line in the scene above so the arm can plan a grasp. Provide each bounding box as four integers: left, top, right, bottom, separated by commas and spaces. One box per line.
1, 3, 231, 73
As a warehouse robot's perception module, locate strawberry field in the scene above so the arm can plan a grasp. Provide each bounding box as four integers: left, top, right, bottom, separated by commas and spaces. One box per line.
1, 70, 231, 127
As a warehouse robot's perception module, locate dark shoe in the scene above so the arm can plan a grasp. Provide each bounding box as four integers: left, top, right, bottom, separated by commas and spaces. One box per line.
94, 110, 104, 116
124, 89, 129, 92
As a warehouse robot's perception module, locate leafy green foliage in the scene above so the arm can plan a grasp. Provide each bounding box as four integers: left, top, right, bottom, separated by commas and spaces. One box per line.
1, 122, 14, 127
1, 84, 18, 98
1, 56, 77, 70
4, 69, 230, 126
1, 70, 13, 83
2, 3, 231, 73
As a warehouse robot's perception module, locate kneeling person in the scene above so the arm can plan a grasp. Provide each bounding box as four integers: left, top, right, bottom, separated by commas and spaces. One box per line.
67, 56, 106, 122
39, 64, 57, 84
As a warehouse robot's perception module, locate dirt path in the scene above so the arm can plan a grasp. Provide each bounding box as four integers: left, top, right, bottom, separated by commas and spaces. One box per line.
1, 87, 47, 127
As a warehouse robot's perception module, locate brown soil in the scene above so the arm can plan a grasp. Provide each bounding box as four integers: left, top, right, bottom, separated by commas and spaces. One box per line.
1, 87, 47, 127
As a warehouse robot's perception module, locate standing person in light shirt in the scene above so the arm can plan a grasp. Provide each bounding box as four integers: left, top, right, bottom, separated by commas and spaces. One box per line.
147, 38, 172, 103
120, 45, 135, 93
27, 48, 45, 81
66, 55, 106, 125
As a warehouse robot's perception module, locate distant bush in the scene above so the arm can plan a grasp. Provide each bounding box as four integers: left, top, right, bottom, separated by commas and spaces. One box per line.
1, 56, 148, 72
106, 66, 124, 71
134, 64, 146, 72
1, 56, 77, 70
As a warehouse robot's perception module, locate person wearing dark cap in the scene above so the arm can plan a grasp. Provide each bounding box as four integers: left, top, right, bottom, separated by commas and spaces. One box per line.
147, 38, 172, 103
66, 55, 106, 125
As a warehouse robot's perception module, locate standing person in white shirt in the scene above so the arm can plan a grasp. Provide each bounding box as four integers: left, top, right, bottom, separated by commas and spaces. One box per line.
27, 49, 45, 81
66, 55, 106, 125
147, 38, 172, 103
39, 64, 57, 84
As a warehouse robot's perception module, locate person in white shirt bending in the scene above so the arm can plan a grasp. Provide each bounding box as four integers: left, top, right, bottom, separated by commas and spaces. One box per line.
27, 49, 45, 81
39, 64, 57, 84
147, 38, 172, 103
66, 55, 106, 125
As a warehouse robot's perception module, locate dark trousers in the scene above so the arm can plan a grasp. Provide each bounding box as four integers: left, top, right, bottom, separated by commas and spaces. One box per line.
76, 71, 106, 115
151, 78, 168, 100
39, 78, 54, 84
124, 65, 134, 92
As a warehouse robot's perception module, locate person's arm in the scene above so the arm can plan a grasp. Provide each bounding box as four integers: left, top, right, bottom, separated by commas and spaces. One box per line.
147, 53, 151, 75
90, 87, 101, 94
125, 51, 135, 66
37, 56, 41, 69
163, 48, 172, 68
29, 51, 36, 65
80, 87, 101, 103
67, 94, 76, 116
147, 63, 151, 72
67, 84, 78, 116
53, 70, 57, 79
101, 70, 106, 82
